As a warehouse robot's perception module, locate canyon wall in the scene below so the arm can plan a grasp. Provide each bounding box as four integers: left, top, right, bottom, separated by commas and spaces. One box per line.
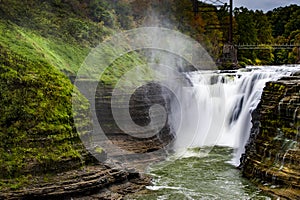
240, 75, 300, 199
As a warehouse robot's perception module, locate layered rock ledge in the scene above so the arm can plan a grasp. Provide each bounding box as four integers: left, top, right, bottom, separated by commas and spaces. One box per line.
0, 165, 150, 200
240, 75, 300, 199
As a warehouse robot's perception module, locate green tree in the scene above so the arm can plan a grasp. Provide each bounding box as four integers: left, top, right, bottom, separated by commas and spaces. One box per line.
267, 5, 300, 37
234, 7, 258, 63
254, 10, 273, 44
273, 36, 289, 64
284, 9, 300, 37
234, 7, 258, 44
252, 11, 274, 64
287, 30, 300, 63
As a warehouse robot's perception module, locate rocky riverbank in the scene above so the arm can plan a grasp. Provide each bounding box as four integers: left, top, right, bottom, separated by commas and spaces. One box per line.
240, 75, 300, 199
0, 164, 150, 200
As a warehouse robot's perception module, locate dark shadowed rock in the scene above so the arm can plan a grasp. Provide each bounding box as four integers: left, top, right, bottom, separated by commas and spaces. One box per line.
240, 76, 300, 199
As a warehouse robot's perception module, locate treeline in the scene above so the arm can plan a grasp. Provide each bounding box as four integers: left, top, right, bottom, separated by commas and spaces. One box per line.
110, 1, 300, 66
1, 0, 299, 66
234, 5, 300, 65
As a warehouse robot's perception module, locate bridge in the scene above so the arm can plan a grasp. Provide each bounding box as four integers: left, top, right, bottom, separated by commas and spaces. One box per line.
192, 0, 300, 64
235, 44, 300, 64
236, 44, 300, 50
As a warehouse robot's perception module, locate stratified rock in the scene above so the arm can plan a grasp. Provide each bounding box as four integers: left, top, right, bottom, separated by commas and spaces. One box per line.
0, 164, 150, 200
0, 48, 151, 199
240, 76, 300, 199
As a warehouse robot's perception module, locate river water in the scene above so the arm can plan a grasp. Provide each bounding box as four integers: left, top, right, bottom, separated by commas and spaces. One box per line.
129, 147, 272, 200
127, 65, 300, 200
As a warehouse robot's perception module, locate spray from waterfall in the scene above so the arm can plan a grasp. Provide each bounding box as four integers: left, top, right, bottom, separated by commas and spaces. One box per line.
135, 8, 219, 156
183, 65, 300, 166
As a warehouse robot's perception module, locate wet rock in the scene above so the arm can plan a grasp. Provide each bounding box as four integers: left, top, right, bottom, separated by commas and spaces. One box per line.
240, 77, 300, 199
0, 165, 151, 200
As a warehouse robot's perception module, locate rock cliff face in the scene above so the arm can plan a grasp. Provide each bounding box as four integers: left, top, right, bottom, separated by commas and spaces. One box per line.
0, 48, 151, 199
77, 81, 176, 171
240, 75, 300, 199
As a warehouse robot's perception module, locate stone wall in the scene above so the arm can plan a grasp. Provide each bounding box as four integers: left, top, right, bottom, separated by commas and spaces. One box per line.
240, 75, 300, 199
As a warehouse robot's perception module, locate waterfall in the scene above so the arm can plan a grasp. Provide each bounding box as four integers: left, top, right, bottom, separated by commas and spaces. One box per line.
178, 65, 300, 166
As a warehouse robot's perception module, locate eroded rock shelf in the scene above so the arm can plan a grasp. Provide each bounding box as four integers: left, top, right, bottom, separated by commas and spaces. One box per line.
241, 75, 300, 199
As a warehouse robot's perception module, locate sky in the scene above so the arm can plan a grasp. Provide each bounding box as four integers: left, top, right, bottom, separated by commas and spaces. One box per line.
233, 0, 300, 12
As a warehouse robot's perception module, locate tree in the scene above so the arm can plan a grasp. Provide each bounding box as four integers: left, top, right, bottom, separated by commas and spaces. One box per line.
284, 9, 300, 37
273, 36, 289, 64
267, 5, 300, 37
234, 7, 258, 44
234, 7, 258, 62
287, 30, 300, 63
252, 11, 274, 64
254, 10, 273, 44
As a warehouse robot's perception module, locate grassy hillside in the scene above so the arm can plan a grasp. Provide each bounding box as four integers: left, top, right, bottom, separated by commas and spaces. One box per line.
0, 45, 91, 189
0, 20, 89, 74
0, 0, 118, 73
0, 0, 140, 191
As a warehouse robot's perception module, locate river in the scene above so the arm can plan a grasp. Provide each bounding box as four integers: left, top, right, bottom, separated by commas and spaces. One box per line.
129, 147, 272, 200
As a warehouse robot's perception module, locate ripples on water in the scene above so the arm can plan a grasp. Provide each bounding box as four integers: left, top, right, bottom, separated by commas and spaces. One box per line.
127, 146, 272, 200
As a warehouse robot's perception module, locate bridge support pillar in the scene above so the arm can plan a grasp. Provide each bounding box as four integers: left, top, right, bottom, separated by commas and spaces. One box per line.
221, 44, 237, 66
297, 47, 300, 64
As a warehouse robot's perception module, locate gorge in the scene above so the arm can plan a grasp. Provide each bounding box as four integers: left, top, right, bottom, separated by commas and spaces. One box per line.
75, 63, 300, 199
1, 1, 300, 199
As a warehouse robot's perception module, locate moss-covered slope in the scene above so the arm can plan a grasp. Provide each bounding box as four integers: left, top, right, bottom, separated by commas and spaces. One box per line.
0, 0, 150, 196
0, 1, 107, 191
0, 42, 95, 189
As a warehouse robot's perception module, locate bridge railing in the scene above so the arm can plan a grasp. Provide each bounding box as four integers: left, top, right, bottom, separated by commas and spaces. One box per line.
235, 44, 300, 50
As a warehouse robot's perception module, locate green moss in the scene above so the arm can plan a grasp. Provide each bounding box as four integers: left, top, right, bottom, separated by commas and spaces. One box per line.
0, 175, 32, 191
0, 47, 91, 184
95, 147, 103, 154
0, 20, 89, 74
0, 0, 114, 47
99, 52, 154, 87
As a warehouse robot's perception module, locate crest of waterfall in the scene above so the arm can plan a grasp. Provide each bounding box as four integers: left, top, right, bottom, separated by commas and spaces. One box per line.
176, 65, 300, 166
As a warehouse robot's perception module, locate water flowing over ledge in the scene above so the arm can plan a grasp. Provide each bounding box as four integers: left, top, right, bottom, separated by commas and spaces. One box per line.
173, 65, 300, 166
129, 65, 300, 200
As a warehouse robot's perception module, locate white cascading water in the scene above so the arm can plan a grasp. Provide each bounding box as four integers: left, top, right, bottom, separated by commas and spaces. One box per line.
176, 65, 300, 166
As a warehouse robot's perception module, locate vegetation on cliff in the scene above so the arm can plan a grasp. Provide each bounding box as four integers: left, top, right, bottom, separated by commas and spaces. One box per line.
0, 0, 139, 192
0, 0, 158, 194
0, 45, 93, 189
